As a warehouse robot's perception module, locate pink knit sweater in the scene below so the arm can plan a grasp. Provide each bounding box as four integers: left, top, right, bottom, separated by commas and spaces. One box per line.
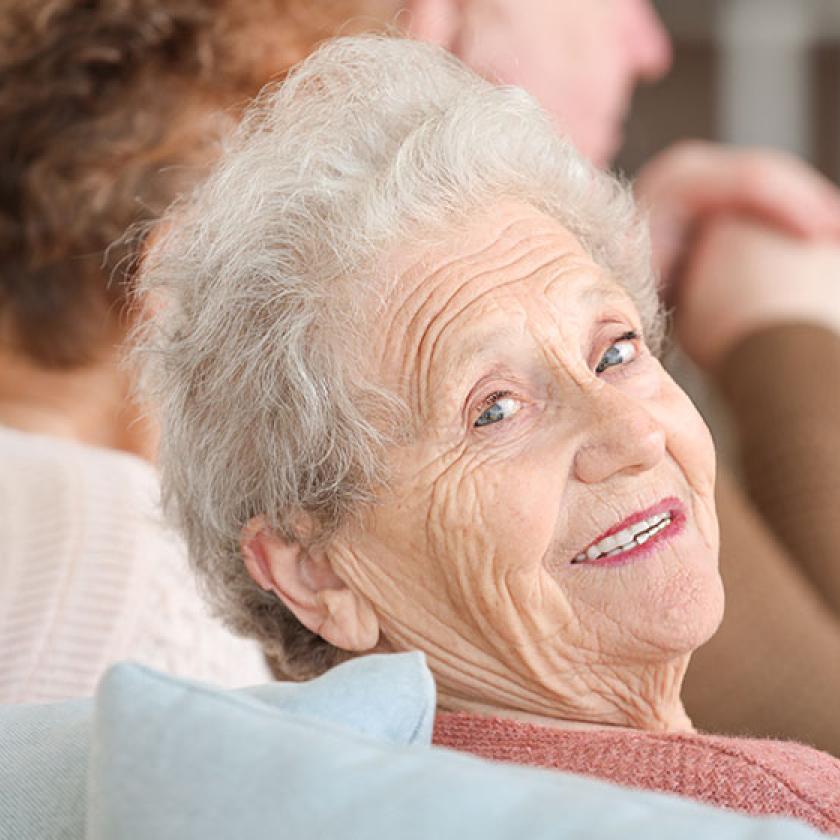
433, 712, 840, 836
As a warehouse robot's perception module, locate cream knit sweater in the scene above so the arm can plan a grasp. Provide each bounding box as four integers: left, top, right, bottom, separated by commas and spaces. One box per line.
0, 426, 269, 704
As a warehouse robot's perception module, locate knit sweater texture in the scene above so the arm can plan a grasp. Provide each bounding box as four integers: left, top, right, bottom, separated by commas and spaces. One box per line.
433, 711, 840, 836
0, 426, 269, 704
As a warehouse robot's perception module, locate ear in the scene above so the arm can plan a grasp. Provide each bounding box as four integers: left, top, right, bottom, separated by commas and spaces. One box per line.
241, 516, 380, 653
401, 0, 464, 50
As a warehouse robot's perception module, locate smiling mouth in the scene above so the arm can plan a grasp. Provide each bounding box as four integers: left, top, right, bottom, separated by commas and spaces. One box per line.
571, 497, 686, 567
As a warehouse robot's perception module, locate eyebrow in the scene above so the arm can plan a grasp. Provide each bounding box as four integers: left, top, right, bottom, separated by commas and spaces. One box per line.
440, 277, 624, 373
444, 328, 518, 376
577, 278, 630, 308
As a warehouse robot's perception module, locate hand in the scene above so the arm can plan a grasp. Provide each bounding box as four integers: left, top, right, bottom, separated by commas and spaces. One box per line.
675, 214, 840, 370
634, 141, 840, 296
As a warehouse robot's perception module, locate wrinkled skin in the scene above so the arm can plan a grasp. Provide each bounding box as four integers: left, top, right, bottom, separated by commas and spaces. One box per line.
325, 202, 724, 731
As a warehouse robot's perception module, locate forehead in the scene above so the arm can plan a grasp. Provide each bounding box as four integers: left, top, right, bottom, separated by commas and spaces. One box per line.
374, 202, 630, 383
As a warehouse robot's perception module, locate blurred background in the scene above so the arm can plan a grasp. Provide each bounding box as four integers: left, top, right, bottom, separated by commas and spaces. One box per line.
618, 0, 840, 180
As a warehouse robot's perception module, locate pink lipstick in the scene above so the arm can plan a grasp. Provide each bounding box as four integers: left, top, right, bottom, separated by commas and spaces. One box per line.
570, 497, 686, 568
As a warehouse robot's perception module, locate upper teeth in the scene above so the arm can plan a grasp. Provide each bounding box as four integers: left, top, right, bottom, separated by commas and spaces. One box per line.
573, 512, 672, 563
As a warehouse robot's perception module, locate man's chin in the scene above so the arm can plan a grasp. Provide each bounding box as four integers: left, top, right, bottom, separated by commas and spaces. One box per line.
548, 112, 621, 168
594, 126, 624, 169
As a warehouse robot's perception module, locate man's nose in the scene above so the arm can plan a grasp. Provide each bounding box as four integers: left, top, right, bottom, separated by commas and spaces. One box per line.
626, 0, 673, 83
572, 389, 666, 485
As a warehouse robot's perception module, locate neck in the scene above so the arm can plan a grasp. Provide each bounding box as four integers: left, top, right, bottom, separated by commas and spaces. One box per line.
0, 342, 158, 461
436, 693, 694, 734
431, 652, 695, 734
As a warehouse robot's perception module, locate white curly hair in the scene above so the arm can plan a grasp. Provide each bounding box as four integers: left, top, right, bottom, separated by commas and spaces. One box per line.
134, 34, 662, 679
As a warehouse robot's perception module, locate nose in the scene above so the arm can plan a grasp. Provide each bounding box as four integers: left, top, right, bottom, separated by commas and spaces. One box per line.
573, 387, 666, 485
625, 0, 673, 83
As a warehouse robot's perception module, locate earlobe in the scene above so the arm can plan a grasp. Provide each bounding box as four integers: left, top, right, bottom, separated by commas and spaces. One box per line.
401, 0, 463, 50
320, 589, 381, 652
240, 516, 380, 653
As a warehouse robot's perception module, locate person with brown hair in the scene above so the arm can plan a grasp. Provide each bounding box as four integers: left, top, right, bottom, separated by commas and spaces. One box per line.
0, 0, 386, 702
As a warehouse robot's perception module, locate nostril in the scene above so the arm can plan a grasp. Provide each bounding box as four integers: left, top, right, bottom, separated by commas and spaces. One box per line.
572, 380, 668, 484
573, 436, 663, 484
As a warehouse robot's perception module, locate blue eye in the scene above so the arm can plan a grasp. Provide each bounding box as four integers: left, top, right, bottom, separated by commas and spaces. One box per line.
596, 331, 638, 374
474, 394, 522, 428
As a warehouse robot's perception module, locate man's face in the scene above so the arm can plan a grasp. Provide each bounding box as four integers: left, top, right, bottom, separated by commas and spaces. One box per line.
453, 0, 672, 166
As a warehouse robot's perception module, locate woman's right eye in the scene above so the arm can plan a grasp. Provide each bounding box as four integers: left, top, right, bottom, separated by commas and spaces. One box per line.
474, 394, 522, 428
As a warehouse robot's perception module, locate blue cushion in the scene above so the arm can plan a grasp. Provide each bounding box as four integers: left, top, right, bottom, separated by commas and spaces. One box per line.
87, 661, 824, 840
238, 651, 435, 744
0, 652, 434, 840
0, 698, 91, 840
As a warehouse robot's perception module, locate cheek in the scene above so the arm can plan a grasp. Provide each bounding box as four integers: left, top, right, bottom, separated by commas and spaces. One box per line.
431, 454, 557, 566
421, 445, 570, 614
422, 452, 596, 662
608, 358, 715, 488
653, 374, 716, 490
342, 448, 452, 605
357, 444, 517, 625
657, 378, 720, 557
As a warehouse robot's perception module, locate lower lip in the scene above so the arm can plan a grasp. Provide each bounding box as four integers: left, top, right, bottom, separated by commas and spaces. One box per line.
572, 499, 687, 568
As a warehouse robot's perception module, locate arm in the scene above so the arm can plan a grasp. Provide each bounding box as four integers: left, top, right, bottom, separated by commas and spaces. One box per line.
717, 323, 840, 614
677, 215, 840, 613
676, 217, 840, 754
634, 141, 840, 295
683, 468, 840, 755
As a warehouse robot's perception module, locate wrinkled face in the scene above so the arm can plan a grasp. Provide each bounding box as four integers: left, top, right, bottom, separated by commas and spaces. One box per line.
456, 0, 672, 165
330, 202, 722, 725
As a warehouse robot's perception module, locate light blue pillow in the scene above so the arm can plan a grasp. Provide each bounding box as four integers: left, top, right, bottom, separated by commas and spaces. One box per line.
238, 651, 435, 744
0, 652, 434, 840
0, 697, 91, 840
88, 661, 824, 840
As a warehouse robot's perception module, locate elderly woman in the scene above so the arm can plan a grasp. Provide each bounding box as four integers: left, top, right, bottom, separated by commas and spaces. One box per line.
137, 36, 840, 830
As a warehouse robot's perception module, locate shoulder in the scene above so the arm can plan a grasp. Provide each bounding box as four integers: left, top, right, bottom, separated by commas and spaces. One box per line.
0, 424, 160, 511
660, 729, 840, 828
0, 426, 270, 700
0, 427, 172, 702
0, 423, 169, 542
0, 425, 166, 563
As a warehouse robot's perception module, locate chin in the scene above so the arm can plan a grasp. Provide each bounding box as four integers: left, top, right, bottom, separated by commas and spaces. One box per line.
650, 563, 725, 659
610, 545, 725, 664
551, 111, 620, 168
584, 122, 624, 168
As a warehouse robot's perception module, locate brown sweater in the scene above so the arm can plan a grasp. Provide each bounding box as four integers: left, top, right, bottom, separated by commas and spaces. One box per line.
719, 323, 840, 614
684, 323, 840, 756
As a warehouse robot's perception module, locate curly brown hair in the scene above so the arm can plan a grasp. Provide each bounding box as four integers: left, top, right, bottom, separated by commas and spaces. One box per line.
0, 0, 384, 367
